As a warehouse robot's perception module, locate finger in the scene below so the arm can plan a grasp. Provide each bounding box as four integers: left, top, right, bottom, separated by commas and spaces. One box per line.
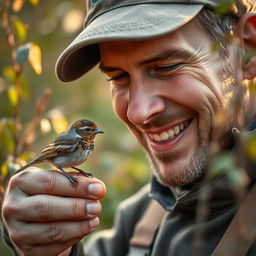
9, 218, 99, 248
17, 195, 102, 221
12, 168, 106, 199
15, 236, 83, 256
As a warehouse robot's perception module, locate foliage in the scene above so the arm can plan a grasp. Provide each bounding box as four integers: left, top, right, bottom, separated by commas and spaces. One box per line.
0, 0, 256, 255
0, 0, 54, 202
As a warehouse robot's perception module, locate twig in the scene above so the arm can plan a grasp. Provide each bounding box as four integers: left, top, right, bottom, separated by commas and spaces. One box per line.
18, 88, 52, 155
191, 173, 211, 256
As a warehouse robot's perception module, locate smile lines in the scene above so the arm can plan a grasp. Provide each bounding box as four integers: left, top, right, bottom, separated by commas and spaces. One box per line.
148, 120, 190, 142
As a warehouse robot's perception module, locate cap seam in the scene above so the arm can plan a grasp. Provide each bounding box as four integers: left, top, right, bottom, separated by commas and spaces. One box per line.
85, 0, 200, 27
86, 1, 157, 27
81, 5, 201, 40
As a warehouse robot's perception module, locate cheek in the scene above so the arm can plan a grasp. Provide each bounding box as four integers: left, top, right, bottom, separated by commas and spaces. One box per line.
110, 86, 145, 143
110, 86, 129, 123
165, 74, 223, 116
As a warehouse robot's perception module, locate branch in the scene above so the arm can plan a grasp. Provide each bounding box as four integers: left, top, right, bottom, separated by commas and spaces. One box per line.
18, 88, 52, 155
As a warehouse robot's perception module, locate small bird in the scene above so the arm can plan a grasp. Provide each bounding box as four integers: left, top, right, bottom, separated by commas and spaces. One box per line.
15, 119, 104, 185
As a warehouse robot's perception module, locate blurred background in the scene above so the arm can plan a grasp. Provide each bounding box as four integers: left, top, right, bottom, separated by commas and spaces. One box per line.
0, 0, 150, 254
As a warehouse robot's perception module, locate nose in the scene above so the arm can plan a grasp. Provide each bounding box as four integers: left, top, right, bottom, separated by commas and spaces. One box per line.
127, 80, 165, 126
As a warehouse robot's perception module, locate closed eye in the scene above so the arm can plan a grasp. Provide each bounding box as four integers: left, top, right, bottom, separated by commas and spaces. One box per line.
107, 72, 129, 86
107, 72, 129, 81
154, 63, 182, 72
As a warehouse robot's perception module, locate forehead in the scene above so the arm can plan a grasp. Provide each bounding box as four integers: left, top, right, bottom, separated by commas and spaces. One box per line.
99, 19, 210, 63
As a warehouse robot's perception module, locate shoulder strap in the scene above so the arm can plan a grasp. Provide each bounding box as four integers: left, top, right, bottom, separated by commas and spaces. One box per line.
211, 182, 256, 256
128, 199, 167, 255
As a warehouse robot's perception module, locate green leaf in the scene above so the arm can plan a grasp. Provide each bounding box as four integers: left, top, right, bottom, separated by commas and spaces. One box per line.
12, 18, 27, 43
16, 43, 32, 64
215, 0, 233, 15
208, 152, 234, 179
249, 80, 256, 94
8, 86, 18, 106
0, 162, 9, 176
16, 43, 42, 74
227, 167, 249, 189
0, 120, 15, 153
2, 66, 15, 84
244, 132, 256, 160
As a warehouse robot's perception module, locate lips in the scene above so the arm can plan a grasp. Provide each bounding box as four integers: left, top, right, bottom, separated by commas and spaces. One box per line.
148, 119, 190, 142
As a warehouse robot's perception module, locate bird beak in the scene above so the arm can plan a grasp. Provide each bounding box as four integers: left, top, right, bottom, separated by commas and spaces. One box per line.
93, 128, 104, 134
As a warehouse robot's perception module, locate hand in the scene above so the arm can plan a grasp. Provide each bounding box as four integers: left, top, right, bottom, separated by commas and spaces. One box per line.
2, 168, 106, 256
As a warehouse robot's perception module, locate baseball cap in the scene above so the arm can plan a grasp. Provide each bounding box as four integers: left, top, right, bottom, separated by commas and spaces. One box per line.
55, 0, 252, 82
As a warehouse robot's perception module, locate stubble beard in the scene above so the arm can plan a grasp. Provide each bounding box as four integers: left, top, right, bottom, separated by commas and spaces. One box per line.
146, 136, 208, 187
148, 59, 239, 188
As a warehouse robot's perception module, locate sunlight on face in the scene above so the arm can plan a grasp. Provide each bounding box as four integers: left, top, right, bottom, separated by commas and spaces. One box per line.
99, 19, 243, 187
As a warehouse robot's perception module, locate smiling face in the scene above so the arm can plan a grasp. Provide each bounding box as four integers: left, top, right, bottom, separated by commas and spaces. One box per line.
99, 19, 244, 187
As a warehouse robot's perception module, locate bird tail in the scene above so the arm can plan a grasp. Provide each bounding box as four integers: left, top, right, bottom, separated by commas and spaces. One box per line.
15, 161, 36, 174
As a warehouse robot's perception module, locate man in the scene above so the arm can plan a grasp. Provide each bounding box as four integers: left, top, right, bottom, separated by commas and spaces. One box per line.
2, 0, 256, 255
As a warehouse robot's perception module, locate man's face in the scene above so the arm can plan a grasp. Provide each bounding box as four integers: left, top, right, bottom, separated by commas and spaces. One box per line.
99, 19, 241, 187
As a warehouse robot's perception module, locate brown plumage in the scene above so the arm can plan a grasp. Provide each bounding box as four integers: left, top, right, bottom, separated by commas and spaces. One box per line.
15, 119, 103, 185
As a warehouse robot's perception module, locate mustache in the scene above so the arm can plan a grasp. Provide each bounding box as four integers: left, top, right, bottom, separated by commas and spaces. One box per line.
137, 110, 196, 131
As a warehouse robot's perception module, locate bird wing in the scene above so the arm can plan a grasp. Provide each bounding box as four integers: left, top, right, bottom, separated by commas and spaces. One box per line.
34, 138, 80, 161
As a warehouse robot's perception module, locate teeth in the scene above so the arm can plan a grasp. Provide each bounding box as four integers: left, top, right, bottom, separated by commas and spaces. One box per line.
149, 120, 190, 142
160, 131, 169, 141
174, 125, 180, 135
168, 129, 174, 138
152, 134, 161, 142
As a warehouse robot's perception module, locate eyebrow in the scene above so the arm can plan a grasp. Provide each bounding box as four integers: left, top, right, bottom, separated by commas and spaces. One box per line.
99, 48, 195, 73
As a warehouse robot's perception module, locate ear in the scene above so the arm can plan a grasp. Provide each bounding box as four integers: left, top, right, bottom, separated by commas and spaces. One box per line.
236, 12, 256, 80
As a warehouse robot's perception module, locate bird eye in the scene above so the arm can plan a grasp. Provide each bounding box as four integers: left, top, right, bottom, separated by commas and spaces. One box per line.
79, 126, 91, 132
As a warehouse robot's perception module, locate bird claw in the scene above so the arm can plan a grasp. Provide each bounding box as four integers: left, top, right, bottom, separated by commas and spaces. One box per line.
66, 173, 78, 185
72, 167, 93, 178
79, 170, 93, 178
58, 167, 78, 185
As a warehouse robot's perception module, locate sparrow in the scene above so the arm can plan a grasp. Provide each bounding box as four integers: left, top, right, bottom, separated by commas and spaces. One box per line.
15, 119, 104, 185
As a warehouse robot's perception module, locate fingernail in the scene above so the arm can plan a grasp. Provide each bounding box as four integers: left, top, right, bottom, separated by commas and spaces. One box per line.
89, 217, 99, 229
88, 183, 103, 196
87, 202, 101, 215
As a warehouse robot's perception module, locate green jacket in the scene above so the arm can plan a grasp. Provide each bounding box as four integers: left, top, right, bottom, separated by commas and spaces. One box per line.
83, 119, 256, 256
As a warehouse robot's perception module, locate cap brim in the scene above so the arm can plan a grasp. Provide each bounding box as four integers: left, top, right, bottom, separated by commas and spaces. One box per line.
56, 3, 204, 82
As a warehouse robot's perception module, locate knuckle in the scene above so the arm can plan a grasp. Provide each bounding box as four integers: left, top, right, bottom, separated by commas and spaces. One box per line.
9, 229, 27, 247
8, 174, 24, 190
72, 199, 86, 218
42, 172, 56, 193
34, 197, 52, 219
2, 203, 19, 222
48, 223, 63, 242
